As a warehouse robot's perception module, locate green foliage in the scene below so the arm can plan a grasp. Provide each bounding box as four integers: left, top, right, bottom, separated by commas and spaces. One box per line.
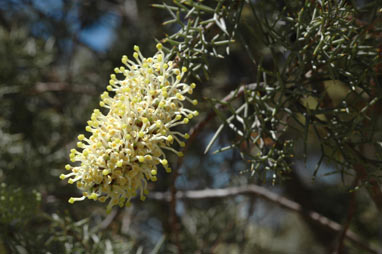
1, 211, 140, 254
0, 183, 41, 225
205, 0, 382, 183
154, 0, 242, 80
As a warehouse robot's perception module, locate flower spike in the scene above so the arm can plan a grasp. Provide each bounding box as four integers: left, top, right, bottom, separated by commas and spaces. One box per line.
62, 44, 197, 211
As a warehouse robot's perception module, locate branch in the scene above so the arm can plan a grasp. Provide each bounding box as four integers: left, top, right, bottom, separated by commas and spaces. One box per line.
167, 83, 259, 249
167, 82, 258, 252
335, 177, 359, 253
197, 81, 382, 216
188, 82, 258, 150
150, 185, 381, 254
91, 208, 120, 233
32, 82, 96, 94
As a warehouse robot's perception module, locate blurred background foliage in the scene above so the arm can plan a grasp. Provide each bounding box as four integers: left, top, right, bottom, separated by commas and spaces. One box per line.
0, 0, 382, 253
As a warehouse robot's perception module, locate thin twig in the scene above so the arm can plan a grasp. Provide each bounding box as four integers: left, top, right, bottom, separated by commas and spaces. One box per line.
165, 7, 244, 251
169, 163, 182, 253
335, 177, 359, 253
189, 82, 258, 150
91, 208, 120, 233
150, 185, 382, 254
353, 163, 382, 213
167, 82, 258, 252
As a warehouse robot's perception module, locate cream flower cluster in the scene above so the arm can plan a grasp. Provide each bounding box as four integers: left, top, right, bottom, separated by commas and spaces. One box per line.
61, 43, 198, 212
